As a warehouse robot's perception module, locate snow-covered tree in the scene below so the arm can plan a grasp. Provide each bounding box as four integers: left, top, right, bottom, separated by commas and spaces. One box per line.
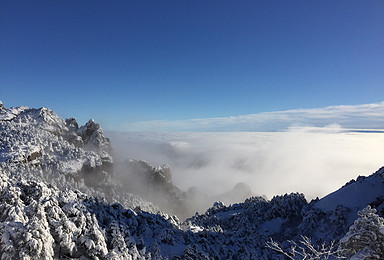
338, 205, 384, 259
106, 220, 131, 259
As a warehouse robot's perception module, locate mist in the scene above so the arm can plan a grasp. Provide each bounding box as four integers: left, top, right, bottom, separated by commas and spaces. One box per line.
107, 128, 384, 206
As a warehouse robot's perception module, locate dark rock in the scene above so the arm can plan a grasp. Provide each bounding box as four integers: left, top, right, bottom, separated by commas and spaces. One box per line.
77, 119, 111, 152
64, 118, 83, 147
27, 150, 41, 162
65, 132, 84, 147
122, 159, 190, 218
65, 117, 79, 131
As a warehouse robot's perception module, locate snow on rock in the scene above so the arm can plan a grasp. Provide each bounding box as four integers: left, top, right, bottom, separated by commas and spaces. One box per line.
0, 105, 109, 179
76, 119, 111, 152
187, 225, 204, 233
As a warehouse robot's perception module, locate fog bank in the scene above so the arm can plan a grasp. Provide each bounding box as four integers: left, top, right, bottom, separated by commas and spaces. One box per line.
108, 129, 384, 200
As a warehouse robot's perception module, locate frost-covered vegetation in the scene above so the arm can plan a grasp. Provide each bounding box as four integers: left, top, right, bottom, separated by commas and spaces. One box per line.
0, 102, 383, 259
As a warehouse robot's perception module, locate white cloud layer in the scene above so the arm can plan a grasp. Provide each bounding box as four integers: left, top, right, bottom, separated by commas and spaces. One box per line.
108, 102, 384, 207
108, 129, 384, 202
124, 102, 384, 132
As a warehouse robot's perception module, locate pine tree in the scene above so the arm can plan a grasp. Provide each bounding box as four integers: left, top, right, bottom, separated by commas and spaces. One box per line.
338, 205, 384, 259
107, 220, 130, 259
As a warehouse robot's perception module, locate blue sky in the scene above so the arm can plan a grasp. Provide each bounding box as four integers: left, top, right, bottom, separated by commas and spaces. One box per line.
1, 0, 383, 131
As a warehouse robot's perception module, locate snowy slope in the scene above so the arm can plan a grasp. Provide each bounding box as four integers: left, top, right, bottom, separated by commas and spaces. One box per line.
315, 167, 384, 225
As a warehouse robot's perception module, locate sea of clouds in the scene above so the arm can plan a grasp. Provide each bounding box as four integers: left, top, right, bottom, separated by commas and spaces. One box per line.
108, 127, 384, 201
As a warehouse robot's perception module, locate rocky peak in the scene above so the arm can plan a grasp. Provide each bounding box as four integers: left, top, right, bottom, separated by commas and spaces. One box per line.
154, 164, 172, 183
65, 117, 79, 132
77, 119, 111, 152
121, 159, 189, 218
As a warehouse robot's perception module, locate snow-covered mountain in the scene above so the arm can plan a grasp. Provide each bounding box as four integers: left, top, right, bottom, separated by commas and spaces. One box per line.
1, 102, 383, 259
0, 103, 157, 212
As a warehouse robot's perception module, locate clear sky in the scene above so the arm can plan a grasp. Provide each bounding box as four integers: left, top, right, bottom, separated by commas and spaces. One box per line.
1, 0, 383, 131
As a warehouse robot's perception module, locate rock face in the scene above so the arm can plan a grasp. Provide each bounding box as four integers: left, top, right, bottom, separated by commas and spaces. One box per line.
65, 118, 83, 147
76, 119, 112, 152
120, 159, 190, 219
0, 103, 383, 259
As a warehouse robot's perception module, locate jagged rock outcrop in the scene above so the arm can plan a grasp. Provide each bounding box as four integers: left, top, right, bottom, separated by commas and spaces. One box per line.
120, 159, 190, 219
76, 119, 111, 152
0, 101, 5, 111
65, 118, 83, 147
